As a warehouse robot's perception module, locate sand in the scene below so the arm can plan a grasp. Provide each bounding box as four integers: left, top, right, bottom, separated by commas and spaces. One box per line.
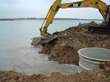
0, 61, 110, 82
1, 21, 110, 82
41, 21, 110, 65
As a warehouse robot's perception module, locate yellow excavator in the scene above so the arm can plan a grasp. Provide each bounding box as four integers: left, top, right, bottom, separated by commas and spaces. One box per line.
31, 0, 110, 45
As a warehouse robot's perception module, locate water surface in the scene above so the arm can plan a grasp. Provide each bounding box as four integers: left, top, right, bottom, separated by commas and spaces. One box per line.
0, 20, 102, 75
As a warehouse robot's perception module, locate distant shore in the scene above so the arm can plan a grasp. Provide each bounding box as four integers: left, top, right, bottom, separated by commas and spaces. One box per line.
0, 18, 102, 21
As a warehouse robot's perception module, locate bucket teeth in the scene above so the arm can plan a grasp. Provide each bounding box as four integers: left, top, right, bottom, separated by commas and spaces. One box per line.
41, 35, 57, 44
31, 37, 41, 45
31, 35, 57, 46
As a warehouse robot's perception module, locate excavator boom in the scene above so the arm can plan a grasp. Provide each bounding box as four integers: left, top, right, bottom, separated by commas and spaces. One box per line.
31, 0, 110, 45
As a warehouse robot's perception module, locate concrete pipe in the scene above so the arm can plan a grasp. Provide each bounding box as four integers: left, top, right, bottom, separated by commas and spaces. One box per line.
78, 48, 110, 72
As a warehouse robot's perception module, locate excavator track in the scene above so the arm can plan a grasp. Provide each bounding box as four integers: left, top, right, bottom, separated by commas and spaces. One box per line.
88, 25, 110, 34
31, 1, 110, 46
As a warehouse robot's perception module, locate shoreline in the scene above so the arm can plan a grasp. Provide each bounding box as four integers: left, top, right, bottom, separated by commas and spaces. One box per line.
1, 22, 110, 82
0, 18, 102, 21
0, 61, 110, 82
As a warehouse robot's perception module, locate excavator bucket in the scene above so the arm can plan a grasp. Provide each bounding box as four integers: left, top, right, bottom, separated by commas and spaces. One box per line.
31, 35, 57, 46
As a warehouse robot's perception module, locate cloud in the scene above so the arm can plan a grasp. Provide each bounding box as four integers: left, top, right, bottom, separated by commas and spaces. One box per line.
0, 0, 109, 19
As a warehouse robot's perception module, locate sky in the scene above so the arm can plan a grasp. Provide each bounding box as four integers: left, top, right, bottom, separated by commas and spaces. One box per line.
0, 0, 110, 19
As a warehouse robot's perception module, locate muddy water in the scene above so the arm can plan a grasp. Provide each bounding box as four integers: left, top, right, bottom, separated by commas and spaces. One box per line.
0, 20, 101, 76
1, 42, 78, 76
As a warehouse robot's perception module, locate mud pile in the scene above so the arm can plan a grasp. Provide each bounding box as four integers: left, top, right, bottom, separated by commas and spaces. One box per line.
41, 21, 110, 65
1, 22, 110, 82
0, 61, 110, 82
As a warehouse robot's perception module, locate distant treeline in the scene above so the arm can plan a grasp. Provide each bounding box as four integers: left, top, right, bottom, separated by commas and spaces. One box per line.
0, 18, 102, 21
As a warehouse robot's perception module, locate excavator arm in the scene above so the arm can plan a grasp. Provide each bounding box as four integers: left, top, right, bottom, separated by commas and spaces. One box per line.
40, 0, 61, 42
60, 0, 108, 20
33, 0, 109, 45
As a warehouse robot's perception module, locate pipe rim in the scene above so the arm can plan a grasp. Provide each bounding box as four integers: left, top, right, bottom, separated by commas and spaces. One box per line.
78, 48, 110, 61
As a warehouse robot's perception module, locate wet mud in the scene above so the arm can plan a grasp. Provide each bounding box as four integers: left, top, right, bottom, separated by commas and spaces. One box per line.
1, 21, 110, 82
0, 61, 110, 82
41, 21, 110, 65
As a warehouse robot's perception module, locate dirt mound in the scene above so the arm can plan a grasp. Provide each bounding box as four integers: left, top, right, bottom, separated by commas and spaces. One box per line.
41, 22, 110, 65
1, 22, 110, 82
48, 45, 79, 65
0, 70, 47, 82
1, 61, 110, 82
100, 61, 110, 69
